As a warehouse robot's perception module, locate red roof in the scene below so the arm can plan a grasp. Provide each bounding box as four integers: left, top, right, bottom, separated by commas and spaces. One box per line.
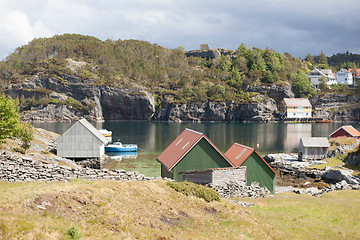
225, 143, 277, 175
330, 125, 360, 138
157, 128, 232, 171
349, 68, 360, 77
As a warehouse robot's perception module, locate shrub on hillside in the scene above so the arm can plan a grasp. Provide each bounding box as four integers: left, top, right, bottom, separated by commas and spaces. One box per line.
167, 181, 220, 202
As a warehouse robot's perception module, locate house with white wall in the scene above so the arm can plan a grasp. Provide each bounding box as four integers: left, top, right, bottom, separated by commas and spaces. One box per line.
336, 69, 353, 85
306, 68, 336, 87
282, 98, 312, 118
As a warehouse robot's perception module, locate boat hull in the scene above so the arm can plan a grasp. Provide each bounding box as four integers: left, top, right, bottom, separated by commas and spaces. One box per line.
105, 145, 137, 152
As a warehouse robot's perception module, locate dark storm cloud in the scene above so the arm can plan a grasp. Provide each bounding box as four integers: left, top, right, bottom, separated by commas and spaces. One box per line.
0, 0, 359, 60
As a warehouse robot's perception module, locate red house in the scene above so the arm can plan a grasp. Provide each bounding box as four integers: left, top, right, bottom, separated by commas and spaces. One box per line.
329, 125, 360, 139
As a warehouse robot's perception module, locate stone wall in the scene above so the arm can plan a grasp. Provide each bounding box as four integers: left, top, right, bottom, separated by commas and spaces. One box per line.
0, 152, 151, 183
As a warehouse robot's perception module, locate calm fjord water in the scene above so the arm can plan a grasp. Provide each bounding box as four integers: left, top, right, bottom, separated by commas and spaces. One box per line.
32, 121, 360, 177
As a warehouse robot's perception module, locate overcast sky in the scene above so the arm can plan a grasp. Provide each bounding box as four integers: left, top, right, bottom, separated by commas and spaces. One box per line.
1, 0, 359, 60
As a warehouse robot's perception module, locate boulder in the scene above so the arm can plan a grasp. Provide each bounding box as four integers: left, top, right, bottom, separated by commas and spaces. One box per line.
322, 169, 359, 184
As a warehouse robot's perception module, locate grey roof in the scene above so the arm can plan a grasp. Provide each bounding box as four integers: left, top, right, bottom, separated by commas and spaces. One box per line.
56, 118, 108, 144
320, 69, 332, 75
301, 137, 329, 148
78, 118, 108, 143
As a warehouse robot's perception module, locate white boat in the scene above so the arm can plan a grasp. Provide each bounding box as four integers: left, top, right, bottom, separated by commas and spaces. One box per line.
105, 142, 137, 152
99, 129, 112, 142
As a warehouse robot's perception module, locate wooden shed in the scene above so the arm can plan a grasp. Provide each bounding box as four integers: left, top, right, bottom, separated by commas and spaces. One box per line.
157, 128, 234, 182
329, 125, 360, 139
55, 118, 109, 159
298, 137, 329, 161
225, 143, 276, 193
179, 167, 246, 186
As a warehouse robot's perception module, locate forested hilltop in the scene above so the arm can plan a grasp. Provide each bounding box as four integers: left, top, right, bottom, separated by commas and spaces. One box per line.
0, 34, 359, 122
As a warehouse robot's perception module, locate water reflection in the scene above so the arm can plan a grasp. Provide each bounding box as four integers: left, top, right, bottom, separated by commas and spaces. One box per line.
32, 121, 360, 177
106, 151, 138, 161
283, 124, 312, 153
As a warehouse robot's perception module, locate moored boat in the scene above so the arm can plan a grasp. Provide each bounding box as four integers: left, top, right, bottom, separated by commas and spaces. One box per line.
105, 142, 137, 152
99, 129, 112, 142
315, 120, 333, 123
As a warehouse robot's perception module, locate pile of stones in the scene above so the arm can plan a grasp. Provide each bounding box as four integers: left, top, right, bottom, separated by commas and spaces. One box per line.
294, 180, 360, 197
208, 181, 270, 199
0, 151, 151, 183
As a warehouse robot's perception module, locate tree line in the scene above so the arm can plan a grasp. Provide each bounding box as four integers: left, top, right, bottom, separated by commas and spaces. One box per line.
0, 34, 358, 105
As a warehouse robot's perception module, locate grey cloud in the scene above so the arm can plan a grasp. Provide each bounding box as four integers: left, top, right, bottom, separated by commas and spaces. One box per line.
0, 0, 359, 59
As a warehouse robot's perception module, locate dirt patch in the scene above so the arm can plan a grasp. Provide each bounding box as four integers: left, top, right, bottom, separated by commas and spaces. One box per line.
160, 215, 181, 226
275, 169, 330, 189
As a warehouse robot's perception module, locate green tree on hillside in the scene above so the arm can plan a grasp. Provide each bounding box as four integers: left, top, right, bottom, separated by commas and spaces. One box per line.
316, 51, 329, 69
0, 94, 21, 142
292, 70, 315, 97
0, 94, 33, 151
16, 122, 34, 154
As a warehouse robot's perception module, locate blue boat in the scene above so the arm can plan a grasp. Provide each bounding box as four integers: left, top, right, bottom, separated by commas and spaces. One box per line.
105, 142, 137, 152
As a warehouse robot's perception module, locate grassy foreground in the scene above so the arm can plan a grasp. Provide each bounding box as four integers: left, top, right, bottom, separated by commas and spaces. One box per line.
0, 180, 359, 240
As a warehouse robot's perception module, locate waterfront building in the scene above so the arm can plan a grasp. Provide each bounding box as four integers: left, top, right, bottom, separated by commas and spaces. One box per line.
56, 118, 109, 159
298, 137, 329, 160
282, 98, 312, 118
225, 143, 276, 193
329, 125, 360, 139
157, 128, 233, 182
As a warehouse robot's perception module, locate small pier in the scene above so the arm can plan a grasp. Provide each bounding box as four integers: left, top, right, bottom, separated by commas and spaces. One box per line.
281, 117, 327, 123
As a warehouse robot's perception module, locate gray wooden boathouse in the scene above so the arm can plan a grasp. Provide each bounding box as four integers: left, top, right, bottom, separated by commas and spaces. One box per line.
56, 118, 109, 159
298, 137, 329, 160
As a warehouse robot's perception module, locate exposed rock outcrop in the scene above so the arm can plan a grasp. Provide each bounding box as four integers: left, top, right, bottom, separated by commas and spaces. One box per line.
311, 93, 360, 121
6, 74, 155, 122
155, 95, 278, 122
245, 83, 294, 105
185, 49, 221, 59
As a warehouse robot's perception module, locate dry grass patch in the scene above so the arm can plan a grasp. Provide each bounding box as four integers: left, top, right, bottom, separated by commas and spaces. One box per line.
244, 190, 360, 240
329, 137, 357, 149
0, 179, 281, 239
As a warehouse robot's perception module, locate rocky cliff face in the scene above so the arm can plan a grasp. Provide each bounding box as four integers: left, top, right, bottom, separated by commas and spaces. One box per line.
6, 74, 360, 122
155, 95, 278, 122
311, 93, 360, 121
6, 74, 155, 122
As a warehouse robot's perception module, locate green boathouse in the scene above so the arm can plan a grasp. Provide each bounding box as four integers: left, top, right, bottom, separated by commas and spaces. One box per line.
225, 143, 277, 193
157, 128, 233, 182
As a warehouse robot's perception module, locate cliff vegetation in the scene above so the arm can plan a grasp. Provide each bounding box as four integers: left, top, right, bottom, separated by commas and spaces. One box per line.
0, 34, 359, 122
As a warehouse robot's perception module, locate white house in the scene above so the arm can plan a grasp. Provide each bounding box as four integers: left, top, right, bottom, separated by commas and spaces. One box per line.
306, 68, 336, 87
56, 118, 109, 159
336, 69, 353, 85
282, 98, 312, 118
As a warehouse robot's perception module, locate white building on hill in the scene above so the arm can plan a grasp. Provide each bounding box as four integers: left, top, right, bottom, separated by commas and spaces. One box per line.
307, 68, 336, 87
336, 69, 353, 85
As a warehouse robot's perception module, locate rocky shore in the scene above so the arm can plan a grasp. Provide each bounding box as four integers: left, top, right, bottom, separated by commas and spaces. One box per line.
264, 153, 360, 196
5, 73, 360, 122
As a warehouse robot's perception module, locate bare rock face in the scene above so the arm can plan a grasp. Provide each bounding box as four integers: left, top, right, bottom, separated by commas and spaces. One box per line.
244, 83, 294, 105
156, 95, 278, 122
185, 49, 221, 59
21, 104, 82, 122
101, 88, 155, 120
227, 95, 278, 122
7, 74, 155, 122
156, 101, 227, 122
311, 93, 360, 121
